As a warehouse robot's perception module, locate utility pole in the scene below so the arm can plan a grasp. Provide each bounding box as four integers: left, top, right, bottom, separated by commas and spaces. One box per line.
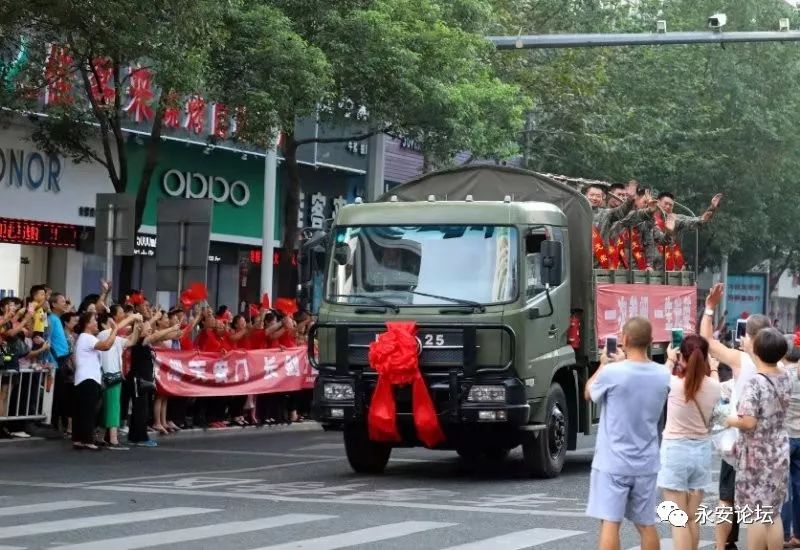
721, 254, 729, 321
261, 136, 279, 300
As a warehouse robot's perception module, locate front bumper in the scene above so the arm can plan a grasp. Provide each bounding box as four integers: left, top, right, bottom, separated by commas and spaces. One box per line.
312, 374, 530, 429
309, 320, 533, 446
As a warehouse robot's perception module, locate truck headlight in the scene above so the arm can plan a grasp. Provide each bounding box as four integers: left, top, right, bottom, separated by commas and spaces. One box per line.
467, 385, 506, 402
324, 383, 354, 401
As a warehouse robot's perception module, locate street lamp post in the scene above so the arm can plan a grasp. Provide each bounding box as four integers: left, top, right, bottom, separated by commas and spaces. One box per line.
488, 30, 800, 49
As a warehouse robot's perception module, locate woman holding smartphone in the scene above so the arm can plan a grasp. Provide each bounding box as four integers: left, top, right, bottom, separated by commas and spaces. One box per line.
660, 335, 721, 550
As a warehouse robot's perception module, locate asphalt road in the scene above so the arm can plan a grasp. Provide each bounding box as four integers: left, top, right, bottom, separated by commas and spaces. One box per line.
0, 425, 728, 550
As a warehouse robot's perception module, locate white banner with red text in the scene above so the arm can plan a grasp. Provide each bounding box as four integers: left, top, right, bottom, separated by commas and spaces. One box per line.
153, 348, 316, 397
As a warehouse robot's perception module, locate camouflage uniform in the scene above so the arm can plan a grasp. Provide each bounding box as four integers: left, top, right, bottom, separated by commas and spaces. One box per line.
592, 199, 634, 242
671, 214, 705, 239
655, 214, 705, 270
608, 208, 657, 269
591, 199, 635, 268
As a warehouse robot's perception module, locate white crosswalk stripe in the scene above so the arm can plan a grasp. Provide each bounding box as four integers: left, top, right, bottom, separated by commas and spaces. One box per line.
54, 513, 335, 550
438, 527, 585, 549
626, 540, 714, 550
250, 521, 456, 549
0, 499, 598, 549
0, 501, 108, 517
0, 507, 215, 540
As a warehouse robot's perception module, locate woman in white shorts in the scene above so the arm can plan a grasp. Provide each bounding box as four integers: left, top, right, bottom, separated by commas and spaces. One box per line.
660, 335, 721, 550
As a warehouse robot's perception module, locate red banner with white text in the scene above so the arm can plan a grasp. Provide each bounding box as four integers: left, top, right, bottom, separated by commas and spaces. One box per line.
595, 284, 698, 345
153, 348, 316, 397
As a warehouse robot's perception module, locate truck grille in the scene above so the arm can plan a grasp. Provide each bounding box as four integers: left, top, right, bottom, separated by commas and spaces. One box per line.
347, 329, 466, 371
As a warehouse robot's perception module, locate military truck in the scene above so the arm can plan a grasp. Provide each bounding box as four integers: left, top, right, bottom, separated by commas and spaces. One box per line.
298, 165, 696, 478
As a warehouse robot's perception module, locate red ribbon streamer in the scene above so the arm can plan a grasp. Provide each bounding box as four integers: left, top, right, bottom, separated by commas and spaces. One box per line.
655, 212, 685, 271
592, 226, 610, 269
367, 322, 445, 448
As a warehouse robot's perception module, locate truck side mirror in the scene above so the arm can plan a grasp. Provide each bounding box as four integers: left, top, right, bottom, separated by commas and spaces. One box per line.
540, 240, 563, 287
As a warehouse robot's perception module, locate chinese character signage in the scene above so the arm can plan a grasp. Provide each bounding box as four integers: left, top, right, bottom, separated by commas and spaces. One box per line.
595, 284, 698, 345
154, 348, 315, 397
297, 192, 350, 230
725, 273, 768, 327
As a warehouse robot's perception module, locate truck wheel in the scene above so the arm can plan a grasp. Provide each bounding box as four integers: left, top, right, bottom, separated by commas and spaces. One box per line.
343, 425, 392, 474
522, 384, 568, 478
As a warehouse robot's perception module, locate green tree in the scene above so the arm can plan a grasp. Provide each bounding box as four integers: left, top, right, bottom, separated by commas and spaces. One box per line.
257, 0, 529, 290
0, 0, 318, 295
2, 0, 528, 295
0, 0, 219, 294
496, 0, 800, 289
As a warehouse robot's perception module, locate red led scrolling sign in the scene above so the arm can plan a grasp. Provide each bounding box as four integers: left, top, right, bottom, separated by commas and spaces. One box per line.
0, 217, 78, 248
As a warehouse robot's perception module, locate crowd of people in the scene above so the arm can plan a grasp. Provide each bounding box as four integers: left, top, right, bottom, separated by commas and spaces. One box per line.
0, 281, 314, 450
584, 179, 723, 271
587, 283, 798, 550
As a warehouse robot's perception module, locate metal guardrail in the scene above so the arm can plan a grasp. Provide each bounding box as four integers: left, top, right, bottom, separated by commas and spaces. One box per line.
0, 369, 50, 422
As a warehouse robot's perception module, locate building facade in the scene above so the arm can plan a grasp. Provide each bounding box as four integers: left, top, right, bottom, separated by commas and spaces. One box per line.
0, 119, 115, 300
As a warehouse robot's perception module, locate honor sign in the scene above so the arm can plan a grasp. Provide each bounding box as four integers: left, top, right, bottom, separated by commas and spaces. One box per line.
161, 169, 251, 207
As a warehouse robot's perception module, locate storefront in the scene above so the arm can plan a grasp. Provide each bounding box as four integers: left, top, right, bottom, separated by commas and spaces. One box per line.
125, 138, 364, 311
0, 119, 114, 300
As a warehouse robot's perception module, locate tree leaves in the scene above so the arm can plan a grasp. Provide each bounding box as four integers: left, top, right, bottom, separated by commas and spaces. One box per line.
498, 0, 800, 284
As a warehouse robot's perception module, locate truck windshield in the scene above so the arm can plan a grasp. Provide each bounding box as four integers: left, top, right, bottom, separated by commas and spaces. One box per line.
326, 225, 518, 307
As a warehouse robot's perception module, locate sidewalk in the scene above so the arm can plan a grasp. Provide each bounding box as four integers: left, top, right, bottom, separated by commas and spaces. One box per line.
0, 421, 325, 448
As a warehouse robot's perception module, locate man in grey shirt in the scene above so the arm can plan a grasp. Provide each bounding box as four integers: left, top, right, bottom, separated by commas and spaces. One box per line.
585, 317, 670, 550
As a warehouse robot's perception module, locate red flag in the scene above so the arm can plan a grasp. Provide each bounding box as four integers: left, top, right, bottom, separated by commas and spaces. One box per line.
275, 297, 298, 316
180, 282, 208, 308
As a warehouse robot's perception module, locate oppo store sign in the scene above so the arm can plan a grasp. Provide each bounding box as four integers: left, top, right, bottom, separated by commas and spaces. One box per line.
161, 169, 250, 207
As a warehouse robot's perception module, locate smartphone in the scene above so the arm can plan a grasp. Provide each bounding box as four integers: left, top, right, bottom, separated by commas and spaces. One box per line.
606, 336, 617, 356
671, 328, 684, 349
736, 319, 747, 342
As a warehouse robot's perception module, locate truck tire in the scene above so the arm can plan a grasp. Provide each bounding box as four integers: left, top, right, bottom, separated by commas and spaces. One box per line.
343, 425, 392, 474
522, 384, 568, 478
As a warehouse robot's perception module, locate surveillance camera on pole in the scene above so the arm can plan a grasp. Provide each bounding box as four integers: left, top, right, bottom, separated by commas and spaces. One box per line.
708, 13, 727, 31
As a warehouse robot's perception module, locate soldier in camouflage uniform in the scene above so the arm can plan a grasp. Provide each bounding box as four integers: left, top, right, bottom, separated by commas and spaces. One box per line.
585, 180, 639, 243
608, 186, 662, 270
656, 192, 723, 270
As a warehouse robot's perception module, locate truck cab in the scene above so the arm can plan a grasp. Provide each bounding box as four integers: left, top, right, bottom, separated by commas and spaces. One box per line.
299, 165, 694, 478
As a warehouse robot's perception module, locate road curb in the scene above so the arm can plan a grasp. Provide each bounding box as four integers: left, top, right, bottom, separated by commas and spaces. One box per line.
0, 421, 324, 450
147, 421, 324, 441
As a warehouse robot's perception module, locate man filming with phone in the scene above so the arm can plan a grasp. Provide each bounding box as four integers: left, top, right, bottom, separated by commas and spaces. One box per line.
584, 317, 671, 550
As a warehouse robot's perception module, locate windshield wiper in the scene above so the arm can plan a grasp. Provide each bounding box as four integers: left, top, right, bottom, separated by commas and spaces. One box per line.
327, 293, 400, 313
398, 289, 486, 313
